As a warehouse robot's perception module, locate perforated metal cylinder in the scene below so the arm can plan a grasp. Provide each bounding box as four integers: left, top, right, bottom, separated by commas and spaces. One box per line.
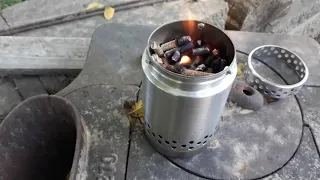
244, 45, 309, 98
141, 20, 237, 158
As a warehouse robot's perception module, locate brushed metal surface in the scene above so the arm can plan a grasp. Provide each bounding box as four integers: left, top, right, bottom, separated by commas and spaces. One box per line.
141, 20, 237, 157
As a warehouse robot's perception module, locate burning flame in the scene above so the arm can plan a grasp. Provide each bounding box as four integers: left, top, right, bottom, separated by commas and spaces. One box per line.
182, 4, 196, 35
179, 55, 192, 65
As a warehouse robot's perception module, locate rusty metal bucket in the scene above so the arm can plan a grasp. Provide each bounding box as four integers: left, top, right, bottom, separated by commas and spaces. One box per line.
0, 95, 85, 180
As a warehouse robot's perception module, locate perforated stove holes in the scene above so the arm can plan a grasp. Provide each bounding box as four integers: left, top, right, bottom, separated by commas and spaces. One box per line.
246, 45, 308, 99
259, 85, 263, 90
147, 126, 214, 151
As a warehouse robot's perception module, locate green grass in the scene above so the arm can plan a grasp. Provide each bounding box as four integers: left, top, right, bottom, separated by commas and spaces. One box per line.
0, 0, 22, 11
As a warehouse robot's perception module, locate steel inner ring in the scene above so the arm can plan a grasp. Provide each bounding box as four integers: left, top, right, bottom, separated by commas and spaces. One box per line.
244, 45, 309, 98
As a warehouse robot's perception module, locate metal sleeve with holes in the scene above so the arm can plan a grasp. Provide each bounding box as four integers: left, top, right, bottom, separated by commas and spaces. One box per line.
142, 20, 237, 158
244, 45, 309, 98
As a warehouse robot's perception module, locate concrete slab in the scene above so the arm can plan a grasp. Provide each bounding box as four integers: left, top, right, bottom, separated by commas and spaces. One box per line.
16, 0, 228, 37
263, 127, 320, 180
297, 87, 320, 149
14, 77, 48, 99
0, 80, 22, 120
1, 0, 135, 28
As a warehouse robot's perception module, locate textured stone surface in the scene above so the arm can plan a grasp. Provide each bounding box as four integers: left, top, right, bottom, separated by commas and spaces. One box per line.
39, 75, 73, 94
0, 80, 22, 120
0, 36, 89, 75
297, 87, 320, 148
263, 127, 320, 180
288, 13, 320, 39
237, 0, 320, 44
240, 0, 320, 43
65, 85, 137, 180
241, 0, 293, 32
126, 122, 203, 180
170, 96, 302, 179
0, 16, 9, 30
14, 77, 48, 99
16, 0, 228, 37
271, 0, 319, 27
226, 0, 264, 30
226, 31, 320, 86
267, 0, 320, 36
1, 0, 135, 28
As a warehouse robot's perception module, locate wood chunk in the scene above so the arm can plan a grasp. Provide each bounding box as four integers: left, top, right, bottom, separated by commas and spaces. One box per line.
181, 69, 213, 76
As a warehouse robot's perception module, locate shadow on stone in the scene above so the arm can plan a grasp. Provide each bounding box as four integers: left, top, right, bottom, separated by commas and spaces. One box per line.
0, 95, 85, 180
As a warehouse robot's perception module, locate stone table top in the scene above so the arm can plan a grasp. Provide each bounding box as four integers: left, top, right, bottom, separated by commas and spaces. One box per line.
56, 23, 320, 180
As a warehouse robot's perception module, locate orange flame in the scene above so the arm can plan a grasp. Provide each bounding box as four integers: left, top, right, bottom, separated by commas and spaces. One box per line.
182, 5, 196, 35
179, 55, 192, 65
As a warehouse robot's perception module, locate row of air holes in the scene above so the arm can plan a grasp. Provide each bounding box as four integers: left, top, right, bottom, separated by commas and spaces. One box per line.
256, 48, 294, 57
247, 62, 304, 79
284, 59, 305, 79
254, 49, 305, 78
251, 80, 297, 97
146, 129, 212, 150
256, 49, 296, 57
244, 70, 299, 96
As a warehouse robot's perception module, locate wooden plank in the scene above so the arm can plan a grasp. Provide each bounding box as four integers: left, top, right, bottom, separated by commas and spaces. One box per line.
0, 36, 90, 76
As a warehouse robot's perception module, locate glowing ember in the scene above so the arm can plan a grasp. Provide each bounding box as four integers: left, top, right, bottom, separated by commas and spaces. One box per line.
212, 49, 219, 56
179, 55, 192, 65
